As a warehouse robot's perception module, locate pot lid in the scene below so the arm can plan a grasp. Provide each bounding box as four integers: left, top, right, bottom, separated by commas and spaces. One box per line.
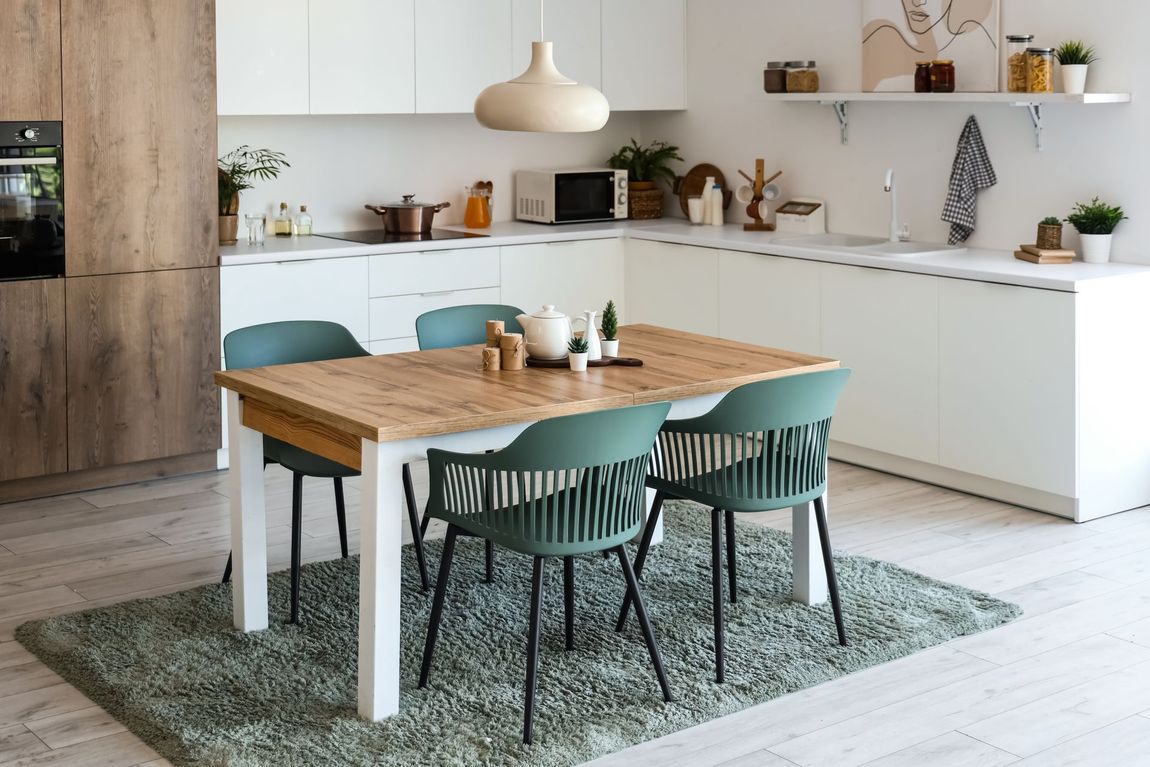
387, 194, 438, 208
530, 304, 567, 319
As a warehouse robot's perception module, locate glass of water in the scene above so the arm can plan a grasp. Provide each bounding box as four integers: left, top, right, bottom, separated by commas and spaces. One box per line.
245, 213, 267, 244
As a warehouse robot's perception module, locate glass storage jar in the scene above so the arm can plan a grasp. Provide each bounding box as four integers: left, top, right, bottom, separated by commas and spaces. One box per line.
785, 61, 820, 93
763, 61, 787, 93
931, 60, 955, 92
914, 61, 933, 93
1006, 35, 1034, 92
1027, 47, 1054, 93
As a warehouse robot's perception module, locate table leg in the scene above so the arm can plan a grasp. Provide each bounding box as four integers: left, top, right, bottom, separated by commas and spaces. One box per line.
227, 390, 268, 632
640, 487, 665, 546
357, 438, 405, 721
792, 490, 829, 605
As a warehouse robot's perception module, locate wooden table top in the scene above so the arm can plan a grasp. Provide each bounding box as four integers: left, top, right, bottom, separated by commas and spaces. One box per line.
215, 324, 839, 444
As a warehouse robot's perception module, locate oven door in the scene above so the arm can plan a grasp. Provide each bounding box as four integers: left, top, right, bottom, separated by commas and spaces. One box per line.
0, 148, 64, 280
553, 172, 616, 223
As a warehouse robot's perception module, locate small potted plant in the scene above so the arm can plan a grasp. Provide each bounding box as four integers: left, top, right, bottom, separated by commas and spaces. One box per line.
218, 146, 290, 245
1066, 197, 1126, 264
568, 334, 589, 372
1056, 40, 1098, 95
601, 299, 620, 357
607, 139, 683, 220
1036, 216, 1063, 250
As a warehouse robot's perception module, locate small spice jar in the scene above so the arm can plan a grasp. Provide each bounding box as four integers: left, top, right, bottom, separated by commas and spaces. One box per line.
785, 61, 820, 93
931, 60, 956, 92
763, 61, 788, 93
914, 61, 933, 93
1027, 47, 1054, 93
1005, 35, 1034, 93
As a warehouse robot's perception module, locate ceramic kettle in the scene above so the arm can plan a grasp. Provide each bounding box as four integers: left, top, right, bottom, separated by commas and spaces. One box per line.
516, 305, 572, 360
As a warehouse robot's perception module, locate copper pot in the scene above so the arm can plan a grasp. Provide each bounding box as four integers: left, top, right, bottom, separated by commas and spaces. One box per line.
364, 195, 451, 234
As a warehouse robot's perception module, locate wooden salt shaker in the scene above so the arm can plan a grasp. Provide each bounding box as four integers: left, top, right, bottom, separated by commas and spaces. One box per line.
482, 347, 501, 371
500, 332, 525, 370
485, 320, 505, 348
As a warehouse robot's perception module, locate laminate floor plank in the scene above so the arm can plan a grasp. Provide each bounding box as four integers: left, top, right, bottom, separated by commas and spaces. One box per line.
0, 665, 63, 698
0, 685, 93, 730
1104, 616, 1150, 648
79, 474, 226, 509
895, 523, 1100, 581
0, 498, 97, 528
0, 590, 84, 623
0, 644, 34, 672
991, 570, 1125, 617
0, 535, 171, 580
0, 726, 47, 763
854, 731, 1018, 767
1011, 715, 1150, 766
23, 708, 126, 750
0, 731, 157, 767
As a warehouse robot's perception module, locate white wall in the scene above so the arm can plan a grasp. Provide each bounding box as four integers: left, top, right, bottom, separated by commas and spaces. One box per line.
641, 0, 1146, 262
218, 112, 641, 231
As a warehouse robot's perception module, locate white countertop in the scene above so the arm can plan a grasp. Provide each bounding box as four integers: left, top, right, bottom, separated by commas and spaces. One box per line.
219, 220, 1150, 293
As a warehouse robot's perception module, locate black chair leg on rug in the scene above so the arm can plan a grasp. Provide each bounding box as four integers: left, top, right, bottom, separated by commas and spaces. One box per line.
724, 509, 737, 603
523, 556, 545, 745
614, 490, 665, 631
564, 556, 575, 651
419, 514, 430, 537
221, 553, 232, 584
401, 463, 430, 592
814, 496, 848, 647
711, 506, 725, 683
485, 539, 495, 583
419, 525, 459, 687
333, 477, 349, 559
289, 472, 304, 625
616, 545, 673, 702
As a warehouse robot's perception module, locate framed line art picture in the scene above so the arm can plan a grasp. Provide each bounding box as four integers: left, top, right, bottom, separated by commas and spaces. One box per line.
863, 0, 1000, 92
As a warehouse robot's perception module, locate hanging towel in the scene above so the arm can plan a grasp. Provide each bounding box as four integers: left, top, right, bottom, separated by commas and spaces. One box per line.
941, 115, 997, 245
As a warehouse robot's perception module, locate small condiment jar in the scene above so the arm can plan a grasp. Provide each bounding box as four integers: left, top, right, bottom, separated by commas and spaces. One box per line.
1026, 47, 1055, 93
763, 61, 788, 93
785, 61, 820, 93
931, 60, 956, 93
914, 61, 933, 93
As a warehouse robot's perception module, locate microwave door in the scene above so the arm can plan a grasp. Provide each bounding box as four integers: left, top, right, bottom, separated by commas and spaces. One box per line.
554, 173, 614, 222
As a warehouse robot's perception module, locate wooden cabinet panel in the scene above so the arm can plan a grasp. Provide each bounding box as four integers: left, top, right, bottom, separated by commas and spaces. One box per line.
66, 268, 220, 470
718, 250, 821, 354
61, 0, 217, 275
310, 0, 415, 115
624, 239, 718, 335
500, 239, 624, 325
602, 0, 685, 110
415, 0, 513, 114
0, 0, 62, 121
0, 279, 67, 480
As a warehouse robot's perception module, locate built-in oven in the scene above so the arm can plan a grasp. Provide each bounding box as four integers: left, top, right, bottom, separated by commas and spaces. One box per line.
0, 121, 64, 281
515, 168, 628, 224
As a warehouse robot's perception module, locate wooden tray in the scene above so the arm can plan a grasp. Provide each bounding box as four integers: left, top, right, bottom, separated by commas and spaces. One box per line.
526, 356, 644, 369
674, 163, 732, 217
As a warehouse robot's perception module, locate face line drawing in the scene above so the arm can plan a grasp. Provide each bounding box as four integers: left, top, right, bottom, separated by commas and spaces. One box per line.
901, 0, 954, 36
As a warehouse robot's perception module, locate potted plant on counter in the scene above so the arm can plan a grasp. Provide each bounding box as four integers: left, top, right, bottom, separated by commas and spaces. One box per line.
218, 146, 290, 245
1036, 216, 1063, 250
1066, 197, 1126, 264
568, 334, 589, 372
607, 139, 683, 220
601, 299, 620, 357
1056, 40, 1098, 95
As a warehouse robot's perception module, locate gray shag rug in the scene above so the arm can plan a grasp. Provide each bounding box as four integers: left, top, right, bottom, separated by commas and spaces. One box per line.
17, 501, 1020, 766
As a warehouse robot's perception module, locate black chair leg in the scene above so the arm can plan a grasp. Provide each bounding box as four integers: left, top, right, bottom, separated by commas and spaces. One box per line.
419, 525, 459, 687
221, 553, 232, 584
724, 509, 737, 603
614, 490, 665, 631
485, 539, 495, 583
333, 477, 349, 559
616, 545, 673, 702
563, 556, 575, 651
711, 506, 725, 683
289, 472, 304, 625
419, 515, 430, 537
523, 556, 545, 745
401, 463, 430, 592
814, 496, 848, 647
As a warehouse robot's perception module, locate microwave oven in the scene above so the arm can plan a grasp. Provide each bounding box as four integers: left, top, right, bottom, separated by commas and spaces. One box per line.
515, 168, 627, 224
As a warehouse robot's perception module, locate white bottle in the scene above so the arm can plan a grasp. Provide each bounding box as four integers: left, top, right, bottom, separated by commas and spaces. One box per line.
700, 175, 715, 225
710, 183, 724, 226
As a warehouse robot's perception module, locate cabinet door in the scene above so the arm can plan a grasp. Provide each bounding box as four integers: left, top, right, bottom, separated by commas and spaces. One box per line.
415, 0, 513, 114
820, 264, 939, 463
601, 0, 684, 110
718, 250, 821, 354
310, 0, 415, 114
62, 0, 217, 275
939, 280, 1076, 494
0, 0, 61, 121
624, 239, 718, 335
66, 269, 221, 470
512, 0, 600, 88
0, 279, 67, 481
500, 239, 623, 325
216, 0, 308, 115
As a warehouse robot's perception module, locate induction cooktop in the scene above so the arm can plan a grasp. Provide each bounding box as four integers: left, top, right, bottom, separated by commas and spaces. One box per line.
317, 229, 487, 245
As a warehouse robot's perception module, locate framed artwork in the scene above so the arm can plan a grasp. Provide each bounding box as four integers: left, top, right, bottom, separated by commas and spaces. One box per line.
862, 0, 1000, 92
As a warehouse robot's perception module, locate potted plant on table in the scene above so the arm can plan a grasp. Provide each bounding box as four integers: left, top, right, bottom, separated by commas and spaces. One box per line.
607, 139, 683, 220
1066, 197, 1126, 264
1036, 216, 1064, 250
1056, 40, 1098, 95
568, 335, 590, 372
601, 299, 620, 357
218, 146, 290, 245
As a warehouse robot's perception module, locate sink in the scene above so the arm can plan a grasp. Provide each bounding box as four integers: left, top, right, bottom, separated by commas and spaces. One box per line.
776, 233, 887, 248
857, 241, 967, 257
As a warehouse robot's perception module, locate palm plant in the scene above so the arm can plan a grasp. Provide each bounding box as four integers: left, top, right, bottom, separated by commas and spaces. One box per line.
1066, 198, 1126, 235
1055, 40, 1098, 66
607, 139, 683, 186
218, 146, 290, 215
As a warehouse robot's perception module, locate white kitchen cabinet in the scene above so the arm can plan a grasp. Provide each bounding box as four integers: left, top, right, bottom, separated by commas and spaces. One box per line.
216, 0, 309, 116
370, 287, 502, 341
500, 239, 623, 324
820, 264, 939, 464
369, 337, 420, 355
718, 250, 821, 354
624, 239, 718, 335
512, 0, 601, 89
601, 0, 685, 111
415, 0, 513, 114
369, 248, 499, 298
309, 0, 415, 114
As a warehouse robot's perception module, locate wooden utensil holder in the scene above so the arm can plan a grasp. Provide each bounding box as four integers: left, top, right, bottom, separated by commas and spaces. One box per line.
739, 158, 782, 232
499, 332, 525, 370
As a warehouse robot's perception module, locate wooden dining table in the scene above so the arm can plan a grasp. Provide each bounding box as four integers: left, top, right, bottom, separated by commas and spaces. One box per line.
215, 324, 840, 721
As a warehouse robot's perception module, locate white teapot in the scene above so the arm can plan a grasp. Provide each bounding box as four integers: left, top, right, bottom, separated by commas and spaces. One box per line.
516, 305, 573, 360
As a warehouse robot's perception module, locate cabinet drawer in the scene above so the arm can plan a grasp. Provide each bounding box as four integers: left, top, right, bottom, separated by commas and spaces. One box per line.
369, 337, 420, 355
369, 248, 499, 297
370, 287, 501, 341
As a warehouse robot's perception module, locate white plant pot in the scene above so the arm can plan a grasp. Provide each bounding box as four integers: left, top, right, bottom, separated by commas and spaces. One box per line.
1079, 233, 1113, 264
601, 339, 619, 357
568, 352, 588, 372
1062, 64, 1089, 95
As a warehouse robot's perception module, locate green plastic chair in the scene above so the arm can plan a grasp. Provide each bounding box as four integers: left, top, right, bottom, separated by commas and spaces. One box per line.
220, 320, 430, 622
418, 402, 674, 745
616, 368, 852, 683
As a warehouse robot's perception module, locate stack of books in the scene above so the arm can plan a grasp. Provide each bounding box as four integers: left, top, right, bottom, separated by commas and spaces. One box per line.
1014, 244, 1075, 264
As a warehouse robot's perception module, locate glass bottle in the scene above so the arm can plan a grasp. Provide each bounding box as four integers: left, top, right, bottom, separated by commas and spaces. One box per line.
464, 186, 491, 228
1005, 35, 1034, 93
296, 204, 313, 236
914, 61, 933, 93
274, 202, 292, 237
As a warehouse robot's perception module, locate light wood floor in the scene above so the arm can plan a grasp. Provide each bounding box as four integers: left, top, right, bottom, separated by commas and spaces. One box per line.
0, 461, 1148, 767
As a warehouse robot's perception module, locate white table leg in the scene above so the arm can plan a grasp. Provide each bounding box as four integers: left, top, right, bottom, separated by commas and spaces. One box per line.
792, 491, 829, 605
357, 438, 405, 721
227, 390, 268, 632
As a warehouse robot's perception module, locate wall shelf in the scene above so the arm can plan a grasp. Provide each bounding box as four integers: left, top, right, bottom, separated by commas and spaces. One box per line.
765, 91, 1133, 150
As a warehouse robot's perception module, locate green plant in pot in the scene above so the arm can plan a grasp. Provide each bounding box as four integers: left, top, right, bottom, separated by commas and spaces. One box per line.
1066, 198, 1126, 264
607, 139, 683, 220
1036, 216, 1063, 251
218, 146, 290, 245
567, 334, 590, 372
1055, 40, 1098, 95
600, 299, 620, 357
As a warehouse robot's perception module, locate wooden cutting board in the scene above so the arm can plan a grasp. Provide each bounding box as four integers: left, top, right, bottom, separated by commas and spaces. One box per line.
525, 356, 644, 369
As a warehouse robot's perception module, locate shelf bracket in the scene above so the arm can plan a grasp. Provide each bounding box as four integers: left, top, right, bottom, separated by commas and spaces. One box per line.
826, 100, 849, 144
1016, 102, 1045, 151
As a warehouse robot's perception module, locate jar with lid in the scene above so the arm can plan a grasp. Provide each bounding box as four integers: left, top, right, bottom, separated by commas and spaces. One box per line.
931, 60, 955, 92
914, 61, 932, 93
763, 61, 788, 93
1005, 35, 1034, 92
1027, 47, 1054, 93
785, 61, 820, 93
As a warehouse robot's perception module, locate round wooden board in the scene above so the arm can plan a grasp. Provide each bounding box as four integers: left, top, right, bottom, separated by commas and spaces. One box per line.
677, 163, 729, 217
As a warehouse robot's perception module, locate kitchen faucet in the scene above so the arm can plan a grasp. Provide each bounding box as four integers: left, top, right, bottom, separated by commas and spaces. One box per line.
884, 168, 899, 243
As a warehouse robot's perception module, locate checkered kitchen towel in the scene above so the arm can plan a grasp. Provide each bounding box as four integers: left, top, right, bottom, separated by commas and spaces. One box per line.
941, 115, 997, 245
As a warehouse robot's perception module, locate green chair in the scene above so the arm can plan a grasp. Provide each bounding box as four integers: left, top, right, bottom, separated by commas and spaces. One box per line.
418, 402, 674, 745
616, 369, 852, 682
220, 320, 430, 621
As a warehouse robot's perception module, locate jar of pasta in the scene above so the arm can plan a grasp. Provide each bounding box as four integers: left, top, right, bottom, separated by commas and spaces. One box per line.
785, 61, 820, 93
1027, 47, 1054, 93
1005, 35, 1034, 92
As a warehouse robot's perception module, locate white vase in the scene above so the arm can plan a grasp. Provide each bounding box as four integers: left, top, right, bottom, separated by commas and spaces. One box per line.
1079, 233, 1113, 264
568, 352, 588, 372
601, 339, 619, 357
1062, 64, 1089, 95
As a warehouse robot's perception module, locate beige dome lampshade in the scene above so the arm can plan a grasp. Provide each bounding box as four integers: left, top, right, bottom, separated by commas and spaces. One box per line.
474, 41, 610, 133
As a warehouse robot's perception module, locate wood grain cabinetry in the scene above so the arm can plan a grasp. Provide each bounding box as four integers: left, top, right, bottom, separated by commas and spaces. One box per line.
0, 279, 67, 481
0, 0, 62, 121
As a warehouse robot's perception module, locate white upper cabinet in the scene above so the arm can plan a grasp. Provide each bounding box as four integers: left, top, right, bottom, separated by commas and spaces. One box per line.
512, 0, 601, 89
309, 0, 415, 114
217, 0, 310, 115
414, 0, 513, 114
601, 0, 685, 111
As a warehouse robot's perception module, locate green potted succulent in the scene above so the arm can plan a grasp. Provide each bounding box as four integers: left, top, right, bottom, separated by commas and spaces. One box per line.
567, 334, 590, 372
607, 139, 683, 220
600, 299, 620, 357
218, 146, 290, 245
1056, 40, 1098, 95
1066, 198, 1126, 263
1036, 216, 1063, 250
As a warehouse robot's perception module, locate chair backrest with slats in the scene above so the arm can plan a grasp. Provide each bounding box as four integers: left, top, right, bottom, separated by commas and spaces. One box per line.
223, 320, 369, 370
415, 304, 524, 350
